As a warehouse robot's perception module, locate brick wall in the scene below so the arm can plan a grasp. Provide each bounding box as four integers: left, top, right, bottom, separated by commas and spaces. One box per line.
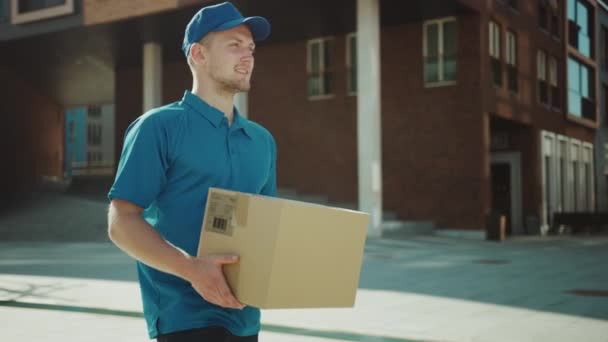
0, 67, 64, 195
250, 14, 487, 230
84, 0, 177, 26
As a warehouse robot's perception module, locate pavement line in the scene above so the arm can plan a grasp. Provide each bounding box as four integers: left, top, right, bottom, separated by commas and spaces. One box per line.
0, 300, 424, 342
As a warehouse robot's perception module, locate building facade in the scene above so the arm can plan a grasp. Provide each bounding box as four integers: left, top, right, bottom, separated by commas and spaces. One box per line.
1, 0, 606, 234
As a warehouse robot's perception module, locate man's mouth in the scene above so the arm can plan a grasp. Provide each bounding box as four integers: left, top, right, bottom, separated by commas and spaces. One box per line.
235, 65, 251, 75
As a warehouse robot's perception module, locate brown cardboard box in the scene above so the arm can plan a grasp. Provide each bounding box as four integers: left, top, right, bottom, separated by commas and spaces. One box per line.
197, 187, 369, 309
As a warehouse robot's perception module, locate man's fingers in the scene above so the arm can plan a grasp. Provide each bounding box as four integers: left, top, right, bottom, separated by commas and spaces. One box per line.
217, 282, 244, 309
210, 255, 239, 265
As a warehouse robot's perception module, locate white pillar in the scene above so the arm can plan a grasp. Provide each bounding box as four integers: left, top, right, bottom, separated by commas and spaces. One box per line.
143, 42, 162, 112
235, 92, 248, 118
357, 0, 383, 237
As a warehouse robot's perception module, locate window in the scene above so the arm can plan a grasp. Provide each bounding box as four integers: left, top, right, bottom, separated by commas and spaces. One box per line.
423, 18, 457, 85
549, 56, 560, 109
601, 26, 608, 71
10, 0, 74, 24
18, 0, 65, 13
0, 1, 7, 21
498, 0, 518, 10
489, 21, 502, 86
551, 0, 561, 38
307, 38, 334, 98
346, 33, 357, 95
506, 31, 518, 93
568, 57, 595, 120
540, 0, 561, 38
87, 123, 102, 146
538, 50, 549, 105
568, 0, 593, 58
539, 1, 549, 31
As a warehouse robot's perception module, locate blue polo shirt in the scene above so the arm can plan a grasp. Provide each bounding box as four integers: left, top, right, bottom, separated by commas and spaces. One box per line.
108, 90, 276, 338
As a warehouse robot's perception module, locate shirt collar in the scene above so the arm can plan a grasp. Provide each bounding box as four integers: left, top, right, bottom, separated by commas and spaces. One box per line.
181, 90, 252, 139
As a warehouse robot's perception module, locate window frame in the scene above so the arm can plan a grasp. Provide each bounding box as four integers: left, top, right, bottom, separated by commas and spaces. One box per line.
307, 37, 335, 100
506, 30, 518, 93
423, 17, 458, 87
538, 50, 549, 105
346, 32, 357, 96
10, 0, 74, 25
489, 20, 502, 87
549, 55, 561, 109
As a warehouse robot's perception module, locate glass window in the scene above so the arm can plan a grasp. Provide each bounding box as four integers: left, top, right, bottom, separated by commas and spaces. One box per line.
346, 34, 357, 94
307, 38, 334, 97
18, 0, 66, 14
443, 20, 457, 81
568, 57, 595, 119
425, 23, 440, 83
568, 0, 592, 57
424, 18, 457, 84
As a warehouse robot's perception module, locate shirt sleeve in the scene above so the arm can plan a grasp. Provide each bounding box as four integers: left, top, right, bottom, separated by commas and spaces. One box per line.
108, 115, 169, 208
260, 135, 277, 197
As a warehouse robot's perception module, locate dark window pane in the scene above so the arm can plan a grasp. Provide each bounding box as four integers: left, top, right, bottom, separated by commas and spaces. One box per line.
443, 21, 457, 56
491, 57, 502, 86
444, 55, 457, 81
426, 23, 439, 58
582, 97, 595, 120
568, 20, 580, 48
551, 14, 560, 38
349, 36, 357, 93
323, 72, 333, 95
323, 40, 333, 69
309, 43, 320, 73
539, 81, 549, 104
551, 86, 561, 109
18, 0, 66, 13
425, 56, 439, 83
539, 4, 548, 30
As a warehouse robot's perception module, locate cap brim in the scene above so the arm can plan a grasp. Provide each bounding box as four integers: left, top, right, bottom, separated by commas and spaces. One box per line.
212, 16, 271, 42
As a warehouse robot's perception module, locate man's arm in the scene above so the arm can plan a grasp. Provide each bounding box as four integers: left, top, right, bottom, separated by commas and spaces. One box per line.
107, 199, 244, 309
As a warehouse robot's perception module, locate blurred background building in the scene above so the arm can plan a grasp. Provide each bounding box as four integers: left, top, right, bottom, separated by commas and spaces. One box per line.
0, 0, 606, 236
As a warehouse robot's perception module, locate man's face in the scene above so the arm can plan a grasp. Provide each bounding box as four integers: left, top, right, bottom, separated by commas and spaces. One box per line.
201, 25, 255, 93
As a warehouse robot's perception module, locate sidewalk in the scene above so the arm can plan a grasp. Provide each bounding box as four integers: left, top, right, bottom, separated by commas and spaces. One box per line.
0, 191, 607, 341
1, 236, 607, 342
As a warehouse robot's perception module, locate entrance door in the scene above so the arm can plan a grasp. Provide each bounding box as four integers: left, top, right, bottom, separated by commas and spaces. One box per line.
491, 163, 512, 235
491, 152, 523, 234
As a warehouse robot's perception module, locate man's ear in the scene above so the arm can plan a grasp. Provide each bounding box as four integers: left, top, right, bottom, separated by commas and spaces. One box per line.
190, 43, 207, 66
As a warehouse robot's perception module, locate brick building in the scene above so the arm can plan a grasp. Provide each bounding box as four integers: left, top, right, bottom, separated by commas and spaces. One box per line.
1, 0, 606, 235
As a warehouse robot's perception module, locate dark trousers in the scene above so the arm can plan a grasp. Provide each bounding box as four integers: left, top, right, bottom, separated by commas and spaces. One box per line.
157, 326, 258, 342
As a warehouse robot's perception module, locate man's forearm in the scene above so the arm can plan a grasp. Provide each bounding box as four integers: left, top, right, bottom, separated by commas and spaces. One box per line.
108, 209, 196, 281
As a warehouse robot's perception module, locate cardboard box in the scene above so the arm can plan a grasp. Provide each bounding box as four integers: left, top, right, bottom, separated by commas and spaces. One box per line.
197, 187, 369, 309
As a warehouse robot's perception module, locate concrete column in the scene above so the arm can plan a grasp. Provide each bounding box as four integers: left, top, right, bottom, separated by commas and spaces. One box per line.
357, 0, 383, 237
143, 42, 162, 112
235, 92, 248, 118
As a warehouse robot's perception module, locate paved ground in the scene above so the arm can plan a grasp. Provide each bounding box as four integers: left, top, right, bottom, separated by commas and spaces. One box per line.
1, 191, 607, 341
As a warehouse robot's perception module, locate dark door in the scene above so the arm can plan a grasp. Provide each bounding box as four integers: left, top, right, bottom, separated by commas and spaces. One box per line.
491, 163, 512, 235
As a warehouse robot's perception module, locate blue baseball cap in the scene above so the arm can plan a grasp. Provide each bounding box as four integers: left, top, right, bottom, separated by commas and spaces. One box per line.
182, 2, 271, 57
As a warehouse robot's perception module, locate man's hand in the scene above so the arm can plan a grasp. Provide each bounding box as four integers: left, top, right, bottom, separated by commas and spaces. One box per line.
186, 255, 245, 310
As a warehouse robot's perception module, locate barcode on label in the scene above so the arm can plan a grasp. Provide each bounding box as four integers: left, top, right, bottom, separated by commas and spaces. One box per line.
212, 217, 228, 231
